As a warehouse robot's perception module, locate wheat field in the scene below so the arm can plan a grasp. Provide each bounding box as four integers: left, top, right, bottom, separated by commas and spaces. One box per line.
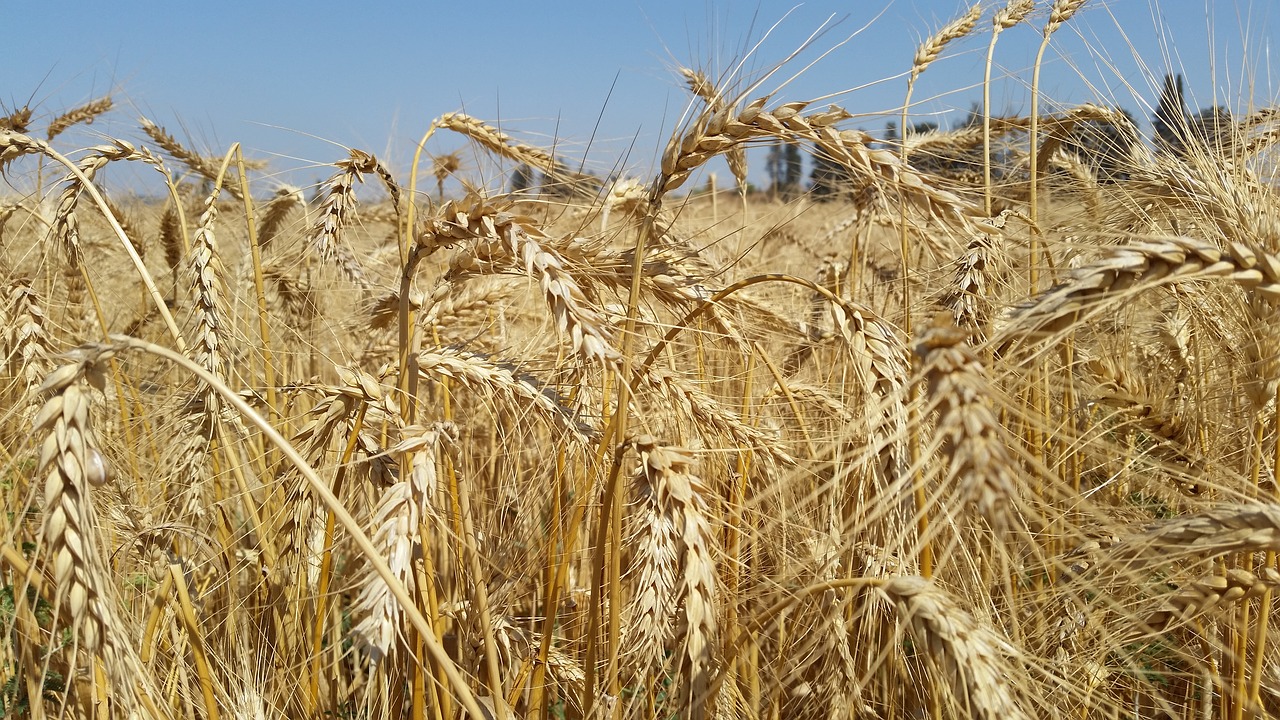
4, 2, 1280, 719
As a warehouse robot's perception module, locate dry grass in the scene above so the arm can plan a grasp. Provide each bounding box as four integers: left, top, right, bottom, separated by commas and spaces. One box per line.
5, 10, 1280, 720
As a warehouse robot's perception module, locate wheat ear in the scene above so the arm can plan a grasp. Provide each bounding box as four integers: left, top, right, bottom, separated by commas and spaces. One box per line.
630, 437, 720, 719
879, 576, 1031, 720
46, 96, 113, 141
353, 423, 451, 662
34, 356, 118, 654
998, 237, 1280, 353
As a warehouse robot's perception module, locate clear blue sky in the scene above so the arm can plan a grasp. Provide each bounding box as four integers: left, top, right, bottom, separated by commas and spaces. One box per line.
4, 1, 1277, 193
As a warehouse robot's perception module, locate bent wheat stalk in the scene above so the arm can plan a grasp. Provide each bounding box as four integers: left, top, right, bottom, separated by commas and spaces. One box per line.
0, 130, 185, 349
105, 335, 489, 720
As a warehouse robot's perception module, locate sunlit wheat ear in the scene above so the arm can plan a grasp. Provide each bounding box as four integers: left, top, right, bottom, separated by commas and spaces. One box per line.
7, 279, 56, 395
310, 148, 397, 290
277, 368, 388, 592
353, 423, 452, 663
997, 237, 1280, 354
910, 4, 983, 84
35, 354, 118, 655
638, 367, 795, 467
1145, 567, 1280, 632
417, 346, 597, 442
827, 301, 909, 488
49, 139, 162, 266
629, 436, 719, 720
255, 185, 304, 250
625, 444, 682, 682
439, 112, 558, 171
1045, 0, 1087, 35
428, 195, 621, 365
942, 210, 1013, 339
139, 116, 244, 199
46, 96, 113, 141
878, 576, 1031, 720
1112, 504, 1280, 563
188, 185, 227, 387
914, 317, 1023, 531
994, 0, 1035, 29
0, 106, 33, 133
0, 127, 44, 175
678, 67, 746, 187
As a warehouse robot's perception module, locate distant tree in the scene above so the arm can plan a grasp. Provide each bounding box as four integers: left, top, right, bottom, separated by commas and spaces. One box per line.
1189, 105, 1232, 149
1153, 74, 1235, 156
511, 163, 534, 193
911, 121, 939, 136
957, 102, 983, 129
809, 149, 852, 201
1061, 108, 1140, 183
766, 144, 785, 197
1154, 74, 1190, 154
783, 144, 804, 200
766, 142, 804, 200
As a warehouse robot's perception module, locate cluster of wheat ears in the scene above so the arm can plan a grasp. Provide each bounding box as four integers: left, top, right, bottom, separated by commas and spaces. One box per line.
4, 1, 1280, 718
